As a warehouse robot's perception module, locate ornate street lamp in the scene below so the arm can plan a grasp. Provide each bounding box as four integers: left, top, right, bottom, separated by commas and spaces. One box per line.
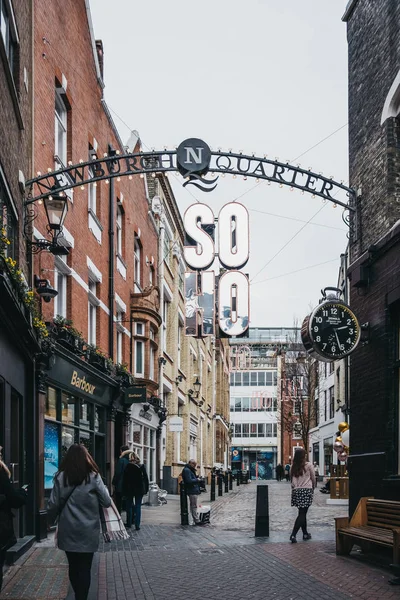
24, 186, 69, 255
193, 376, 201, 397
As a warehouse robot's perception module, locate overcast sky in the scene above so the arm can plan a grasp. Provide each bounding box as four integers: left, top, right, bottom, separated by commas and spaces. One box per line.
90, 0, 350, 328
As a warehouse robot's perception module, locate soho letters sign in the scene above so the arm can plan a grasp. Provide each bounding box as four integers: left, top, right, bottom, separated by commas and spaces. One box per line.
184, 199, 250, 338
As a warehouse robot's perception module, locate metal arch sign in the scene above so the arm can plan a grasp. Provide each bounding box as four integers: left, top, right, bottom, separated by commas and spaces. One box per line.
25, 138, 356, 212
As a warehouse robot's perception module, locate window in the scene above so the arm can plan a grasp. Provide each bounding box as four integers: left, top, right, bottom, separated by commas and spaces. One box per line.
116, 311, 123, 364
329, 386, 334, 419
250, 424, 257, 437
234, 398, 241, 412
116, 205, 123, 256
324, 390, 327, 421
162, 299, 169, 352
234, 424, 242, 437
257, 424, 264, 437
134, 238, 141, 292
294, 399, 302, 415
164, 227, 171, 265
135, 340, 144, 377
315, 396, 319, 426
55, 89, 67, 166
88, 279, 97, 345
329, 362, 334, 375
242, 424, 249, 437
258, 372, 265, 386
178, 320, 183, 369
250, 372, 257, 386
136, 322, 144, 336
54, 267, 67, 318
149, 348, 156, 380
265, 423, 273, 437
242, 397, 250, 412
88, 147, 97, 214
178, 263, 184, 294
149, 266, 154, 286
242, 372, 250, 386
0, 178, 17, 259
0, 0, 18, 80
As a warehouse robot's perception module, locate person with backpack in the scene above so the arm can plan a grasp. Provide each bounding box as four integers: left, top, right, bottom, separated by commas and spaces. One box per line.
122, 452, 149, 530
112, 445, 131, 513
0, 451, 27, 591
47, 444, 111, 600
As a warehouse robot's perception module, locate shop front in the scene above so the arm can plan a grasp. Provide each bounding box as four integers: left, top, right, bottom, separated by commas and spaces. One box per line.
127, 402, 158, 483
231, 446, 277, 479
42, 348, 119, 504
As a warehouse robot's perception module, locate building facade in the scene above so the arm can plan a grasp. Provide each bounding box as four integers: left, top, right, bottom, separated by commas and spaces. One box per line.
343, 0, 400, 514
32, 0, 160, 526
229, 329, 285, 479
0, 0, 38, 549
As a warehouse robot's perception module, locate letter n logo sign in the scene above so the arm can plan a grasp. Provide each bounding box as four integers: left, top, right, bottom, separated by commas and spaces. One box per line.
185, 147, 203, 164
177, 138, 211, 177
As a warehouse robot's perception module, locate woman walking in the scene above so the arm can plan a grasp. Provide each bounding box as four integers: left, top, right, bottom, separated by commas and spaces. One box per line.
47, 444, 111, 600
122, 452, 149, 531
289, 448, 316, 543
0, 451, 27, 591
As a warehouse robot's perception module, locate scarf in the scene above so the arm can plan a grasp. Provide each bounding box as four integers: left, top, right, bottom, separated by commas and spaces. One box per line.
99, 499, 130, 542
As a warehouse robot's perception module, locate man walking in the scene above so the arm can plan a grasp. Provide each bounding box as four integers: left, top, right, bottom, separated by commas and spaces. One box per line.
112, 445, 131, 513
182, 459, 203, 526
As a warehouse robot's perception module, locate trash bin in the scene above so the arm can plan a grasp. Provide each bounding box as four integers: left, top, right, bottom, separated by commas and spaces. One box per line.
148, 486, 159, 506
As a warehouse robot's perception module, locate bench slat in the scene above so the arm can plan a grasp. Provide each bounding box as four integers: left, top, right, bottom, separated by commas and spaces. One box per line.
339, 525, 393, 546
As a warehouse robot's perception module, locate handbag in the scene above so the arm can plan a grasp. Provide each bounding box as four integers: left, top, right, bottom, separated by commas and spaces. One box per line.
99, 499, 130, 542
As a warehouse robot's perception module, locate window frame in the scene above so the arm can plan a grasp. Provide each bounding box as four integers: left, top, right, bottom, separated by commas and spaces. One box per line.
55, 89, 68, 166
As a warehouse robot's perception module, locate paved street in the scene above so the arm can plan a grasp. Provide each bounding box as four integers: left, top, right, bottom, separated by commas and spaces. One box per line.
0, 482, 397, 599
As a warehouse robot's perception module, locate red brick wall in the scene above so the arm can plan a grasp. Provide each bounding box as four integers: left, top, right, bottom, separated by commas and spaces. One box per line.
33, 0, 158, 365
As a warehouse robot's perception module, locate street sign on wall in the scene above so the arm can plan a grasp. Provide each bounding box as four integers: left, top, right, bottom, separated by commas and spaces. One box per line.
169, 416, 184, 432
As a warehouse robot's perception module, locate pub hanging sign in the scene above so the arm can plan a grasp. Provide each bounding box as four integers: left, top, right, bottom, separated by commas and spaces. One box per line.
184, 200, 250, 338
124, 386, 147, 405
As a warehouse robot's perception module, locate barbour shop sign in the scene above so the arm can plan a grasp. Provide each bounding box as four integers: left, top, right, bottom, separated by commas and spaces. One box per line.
47, 355, 114, 405
71, 371, 96, 395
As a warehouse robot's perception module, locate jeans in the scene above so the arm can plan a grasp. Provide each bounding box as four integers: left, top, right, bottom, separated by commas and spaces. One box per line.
114, 491, 123, 514
291, 507, 309, 537
125, 495, 143, 528
0, 550, 6, 592
188, 494, 199, 524
65, 551, 94, 600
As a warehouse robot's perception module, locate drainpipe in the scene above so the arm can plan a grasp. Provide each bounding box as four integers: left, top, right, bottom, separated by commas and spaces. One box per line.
343, 251, 350, 423
212, 337, 216, 467
108, 145, 115, 360
158, 218, 165, 483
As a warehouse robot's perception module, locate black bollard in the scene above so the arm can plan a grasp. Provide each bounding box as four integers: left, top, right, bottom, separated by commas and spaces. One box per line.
210, 473, 216, 502
224, 472, 229, 493
255, 485, 269, 537
218, 474, 223, 496
237, 472, 240, 486
229, 472, 233, 491
180, 480, 189, 526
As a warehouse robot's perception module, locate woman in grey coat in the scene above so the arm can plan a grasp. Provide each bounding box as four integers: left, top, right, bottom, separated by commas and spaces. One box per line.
47, 444, 111, 600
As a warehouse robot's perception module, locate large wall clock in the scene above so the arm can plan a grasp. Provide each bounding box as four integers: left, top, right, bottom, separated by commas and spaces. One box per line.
301, 288, 361, 361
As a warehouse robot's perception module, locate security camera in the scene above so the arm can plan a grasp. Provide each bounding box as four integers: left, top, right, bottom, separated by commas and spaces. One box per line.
34, 275, 58, 303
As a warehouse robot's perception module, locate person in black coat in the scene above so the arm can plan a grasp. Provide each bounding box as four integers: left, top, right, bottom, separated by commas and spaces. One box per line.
122, 452, 149, 530
0, 454, 27, 591
112, 445, 131, 513
182, 460, 202, 525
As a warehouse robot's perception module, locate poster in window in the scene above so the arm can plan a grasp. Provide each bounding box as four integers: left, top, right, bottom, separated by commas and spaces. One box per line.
44, 421, 59, 489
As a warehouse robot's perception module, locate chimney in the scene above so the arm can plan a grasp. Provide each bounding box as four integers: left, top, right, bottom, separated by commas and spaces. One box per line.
96, 40, 104, 80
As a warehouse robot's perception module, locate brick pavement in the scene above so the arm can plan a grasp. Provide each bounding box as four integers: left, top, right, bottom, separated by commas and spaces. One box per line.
0, 482, 397, 599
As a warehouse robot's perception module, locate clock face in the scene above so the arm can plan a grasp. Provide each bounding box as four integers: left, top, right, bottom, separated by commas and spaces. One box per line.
308, 302, 360, 360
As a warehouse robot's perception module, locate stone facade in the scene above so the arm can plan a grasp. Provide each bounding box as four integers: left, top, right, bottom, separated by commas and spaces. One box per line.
343, 0, 400, 514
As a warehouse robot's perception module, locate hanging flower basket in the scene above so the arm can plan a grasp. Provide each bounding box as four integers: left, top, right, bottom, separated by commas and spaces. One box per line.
86, 347, 114, 374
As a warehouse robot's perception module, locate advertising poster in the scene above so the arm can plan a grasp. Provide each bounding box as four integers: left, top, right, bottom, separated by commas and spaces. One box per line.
231, 447, 242, 462
44, 421, 59, 489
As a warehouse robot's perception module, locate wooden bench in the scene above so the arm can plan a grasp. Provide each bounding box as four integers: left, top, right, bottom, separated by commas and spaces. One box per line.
335, 497, 400, 565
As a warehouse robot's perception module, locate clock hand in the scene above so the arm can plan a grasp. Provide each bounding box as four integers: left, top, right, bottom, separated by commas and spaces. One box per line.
336, 326, 349, 331
334, 329, 341, 347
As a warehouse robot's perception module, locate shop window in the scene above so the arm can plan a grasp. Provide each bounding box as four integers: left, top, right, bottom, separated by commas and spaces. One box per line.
80, 400, 93, 429
134, 238, 141, 292
61, 426, 75, 459
79, 430, 93, 455
135, 340, 144, 377
0, 0, 18, 83
46, 387, 57, 420
55, 89, 68, 166
61, 393, 75, 425
94, 406, 105, 433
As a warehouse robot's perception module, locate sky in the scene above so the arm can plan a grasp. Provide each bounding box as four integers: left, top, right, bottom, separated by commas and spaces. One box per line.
90, 0, 350, 328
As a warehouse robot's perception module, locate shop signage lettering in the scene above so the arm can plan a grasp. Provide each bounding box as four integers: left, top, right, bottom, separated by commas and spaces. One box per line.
71, 370, 96, 395
184, 201, 250, 338
124, 386, 147, 405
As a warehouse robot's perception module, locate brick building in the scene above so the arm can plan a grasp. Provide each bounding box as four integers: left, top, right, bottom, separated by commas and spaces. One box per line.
0, 0, 39, 549
31, 0, 159, 528
342, 0, 400, 513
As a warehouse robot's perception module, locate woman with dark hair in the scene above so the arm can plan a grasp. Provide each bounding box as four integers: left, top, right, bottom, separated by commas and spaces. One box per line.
289, 448, 316, 543
0, 451, 27, 591
47, 444, 111, 600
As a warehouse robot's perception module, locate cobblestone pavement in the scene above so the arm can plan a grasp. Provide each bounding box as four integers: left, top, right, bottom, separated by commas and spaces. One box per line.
0, 481, 396, 599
